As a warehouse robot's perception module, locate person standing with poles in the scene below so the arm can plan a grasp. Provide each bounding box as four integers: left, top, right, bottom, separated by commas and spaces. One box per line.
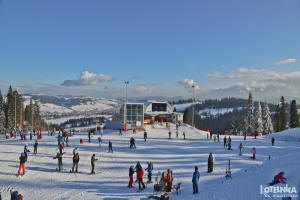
34, 140, 38, 154
108, 140, 113, 153
91, 154, 98, 174
239, 143, 243, 156
144, 131, 147, 142
71, 152, 80, 173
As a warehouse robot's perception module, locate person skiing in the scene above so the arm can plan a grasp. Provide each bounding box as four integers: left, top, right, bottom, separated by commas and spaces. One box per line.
137, 166, 145, 191
145, 161, 153, 183
239, 143, 244, 156
227, 136, 232, 150
24, 144, 30, 161
53, 152, 65, 171
168, 131, 171, 139
217, 133, 220, 142
183, 131, 186, 140
119, 129, 122, 136
208, 153, 214, 173
272, 137, 275, 146
71, 152, 80, 173
30, 132, 33, 140
213, 135, 216, 142
34, 140, 38, 154
128, 165, 135, 188
144, 131, 147, 142
88, 129, 91, 143
223, 136, 227, 148
192, 166, 200, 194
91, 154, 98, 174
269, 171, 286, 186
135, 161, 142, 182
108, 140, 113, 153
18, 152, 27, 175
252, 147, 256, 159
130, 137, 136, 149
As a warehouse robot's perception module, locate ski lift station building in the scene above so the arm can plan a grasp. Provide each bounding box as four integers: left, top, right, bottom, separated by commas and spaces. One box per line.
107, 100, 183, 130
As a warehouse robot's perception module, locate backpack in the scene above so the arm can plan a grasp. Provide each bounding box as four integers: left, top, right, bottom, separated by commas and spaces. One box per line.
17, 194, 23, 200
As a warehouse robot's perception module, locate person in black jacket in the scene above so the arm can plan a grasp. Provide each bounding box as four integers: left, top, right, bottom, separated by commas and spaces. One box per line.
18, 153, 27, 175
108, 141, 113, 153
128, 165, 134, 188
34, 140, 38, 154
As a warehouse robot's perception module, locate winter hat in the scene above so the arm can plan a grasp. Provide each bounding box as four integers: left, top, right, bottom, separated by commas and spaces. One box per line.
195, 166, 198, 171
147, 161, 150, 165
93, 154, 95, 156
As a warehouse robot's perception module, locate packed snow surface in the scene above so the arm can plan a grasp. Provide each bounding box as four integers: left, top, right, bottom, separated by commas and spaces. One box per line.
0, 124, 299, 200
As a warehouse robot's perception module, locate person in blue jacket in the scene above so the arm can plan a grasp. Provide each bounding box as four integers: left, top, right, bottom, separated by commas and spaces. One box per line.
192, 166, 200, 194
145, 161, 153, 183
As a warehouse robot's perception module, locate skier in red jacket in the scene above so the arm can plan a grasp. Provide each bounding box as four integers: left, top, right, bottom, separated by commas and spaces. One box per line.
269, 171, 286, 185
137, 168, 145, 190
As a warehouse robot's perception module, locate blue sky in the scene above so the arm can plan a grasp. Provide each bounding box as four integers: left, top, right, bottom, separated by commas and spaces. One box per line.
0, 0, 300, 100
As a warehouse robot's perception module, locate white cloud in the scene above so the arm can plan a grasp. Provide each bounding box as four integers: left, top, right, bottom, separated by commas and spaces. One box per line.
134, 85, 153, 94
274, 58, 297, 65
61, 71, 114, 86
207, 67, 300, 95
177, 79, 202, 91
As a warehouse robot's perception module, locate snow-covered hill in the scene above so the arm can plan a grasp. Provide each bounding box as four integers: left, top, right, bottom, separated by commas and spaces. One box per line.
23, 94, 120, 124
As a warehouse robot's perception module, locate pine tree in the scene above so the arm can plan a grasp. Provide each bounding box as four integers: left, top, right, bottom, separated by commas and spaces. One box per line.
33, 101, 41, 129
6, 86, 15, 130
183, 108, 191, 125
255, 102, 263, 135
244, 92, 255, 139
0, 109, 5, 133
274, 104, 280, 132
279, 96, 287, 131
0, 90, 5, 132
263, 101, 273, 134
289, 100, 299, 128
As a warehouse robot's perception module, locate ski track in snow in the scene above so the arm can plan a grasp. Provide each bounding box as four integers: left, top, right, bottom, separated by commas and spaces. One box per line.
0, 124, 299, 200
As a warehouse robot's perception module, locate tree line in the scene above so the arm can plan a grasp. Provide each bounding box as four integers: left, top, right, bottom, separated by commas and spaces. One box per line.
0, 86, 47, 133
182, 93, 300, 134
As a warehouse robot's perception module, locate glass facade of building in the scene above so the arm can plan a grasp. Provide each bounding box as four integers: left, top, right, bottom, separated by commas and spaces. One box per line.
120, 103, 144, 127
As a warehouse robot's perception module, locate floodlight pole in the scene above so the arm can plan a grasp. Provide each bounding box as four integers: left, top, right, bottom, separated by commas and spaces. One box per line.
124, 81, 130, 127
15, 91, 17, 131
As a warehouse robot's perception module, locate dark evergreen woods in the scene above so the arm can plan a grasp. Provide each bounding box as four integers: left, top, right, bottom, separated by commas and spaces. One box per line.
0, 86, 46, 133
176, 95, 299, 134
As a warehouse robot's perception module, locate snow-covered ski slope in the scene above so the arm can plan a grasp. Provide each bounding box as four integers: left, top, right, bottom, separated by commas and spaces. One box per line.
0, 124, 299, 200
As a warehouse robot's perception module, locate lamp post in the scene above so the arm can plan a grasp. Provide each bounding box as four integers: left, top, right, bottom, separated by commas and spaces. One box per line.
124, 81, 129, 130
14, 91, 17, 131
192, 85, 195, 127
